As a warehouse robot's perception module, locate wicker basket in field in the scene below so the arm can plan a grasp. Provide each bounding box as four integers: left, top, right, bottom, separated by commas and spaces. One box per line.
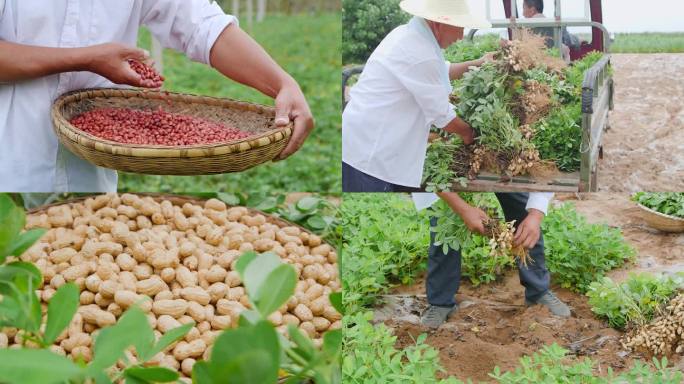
636, 204, 684, 233
51, 88, 293, 175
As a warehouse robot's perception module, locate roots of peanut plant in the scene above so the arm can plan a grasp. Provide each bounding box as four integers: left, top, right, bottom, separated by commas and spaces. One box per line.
500, 29, 567, 75
483, 218, 531, 267
512, 80, 554, 125
519, 124, 535, 140
452, 146, 473, 178
467, 145, 545, 180
623, 294, 684, 357
505, 147, 542, 177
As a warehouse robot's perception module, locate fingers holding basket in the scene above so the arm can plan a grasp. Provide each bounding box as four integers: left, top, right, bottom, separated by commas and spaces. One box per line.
274, 82, 315, 160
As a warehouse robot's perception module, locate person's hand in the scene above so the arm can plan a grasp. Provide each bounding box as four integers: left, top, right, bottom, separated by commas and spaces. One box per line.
446, 117, 475, 145
514, 209, 544, 249
479, 52, 495, 65
460, 205, 489, 235
459, 122, 475, 145
83, 43, 158, 88
274, 79, 314, 160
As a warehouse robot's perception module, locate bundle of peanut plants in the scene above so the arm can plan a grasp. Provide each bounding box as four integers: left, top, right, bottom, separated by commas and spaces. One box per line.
423, 31, 606, 189
429, 193, 521, 286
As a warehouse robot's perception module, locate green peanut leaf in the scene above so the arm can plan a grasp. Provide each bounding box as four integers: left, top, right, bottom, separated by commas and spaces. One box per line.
124, 366, 179, 382
6, 228, 47, 260
287, 324, 315, 361
208, 320, 280, 384
242, 252, 282, 301
44, 282, 80, 345
141, 322, 194, 362
253, 264, 296, 317
191, 361, 214, 384
0, 348, 82, 384
296, 196, 321, 212
0, 194, 24, 262
89, 307, 150, 372
234, 251, 258, 277
329, 292, 343, 315
322, 329, 342, 358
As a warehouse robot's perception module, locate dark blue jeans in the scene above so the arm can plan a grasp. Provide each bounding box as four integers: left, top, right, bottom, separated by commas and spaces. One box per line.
342, 162, 421, 192
426, 193, 550, 307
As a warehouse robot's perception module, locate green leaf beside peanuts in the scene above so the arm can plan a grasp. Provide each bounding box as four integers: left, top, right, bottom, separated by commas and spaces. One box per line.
123, 366, 180, 383
203, 321, 281, 384
0, 348, 83, 384
44, 283, 80, 346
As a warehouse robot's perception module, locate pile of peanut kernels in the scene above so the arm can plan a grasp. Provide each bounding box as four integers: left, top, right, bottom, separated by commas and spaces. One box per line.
623, 293, 684, 357
0, 194, 340, 379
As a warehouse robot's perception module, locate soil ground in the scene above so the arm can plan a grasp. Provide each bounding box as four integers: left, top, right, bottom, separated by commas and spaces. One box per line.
377, 194, 684, 382
599, 54, 684, 192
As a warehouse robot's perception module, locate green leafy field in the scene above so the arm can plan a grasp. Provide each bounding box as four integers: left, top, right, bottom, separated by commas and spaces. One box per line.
122, 13, 341, 193
340, 193, 683, 383
608, 33, 684, 53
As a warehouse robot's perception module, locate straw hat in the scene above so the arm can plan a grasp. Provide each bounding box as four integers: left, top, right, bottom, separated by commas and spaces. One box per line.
399, 0, 492, 29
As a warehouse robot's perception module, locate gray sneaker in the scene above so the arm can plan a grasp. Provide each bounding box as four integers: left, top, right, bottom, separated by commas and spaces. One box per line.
421, 305, 457, 328
526, 291, 571, 317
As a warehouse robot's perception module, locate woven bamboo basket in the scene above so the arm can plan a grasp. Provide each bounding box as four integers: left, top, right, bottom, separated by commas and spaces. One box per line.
51, 88, 293, 175
636, 204, 684, 233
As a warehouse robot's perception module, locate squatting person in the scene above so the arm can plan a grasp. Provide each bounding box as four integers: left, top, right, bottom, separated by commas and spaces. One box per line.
342, 0, 494, 192
413, 192, 571, 328
0, 0, 313, 192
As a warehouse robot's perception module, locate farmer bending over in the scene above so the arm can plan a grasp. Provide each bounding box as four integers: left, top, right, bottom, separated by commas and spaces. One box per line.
342, 0, 494, 192
0, 0, 313, 192
413, 192, 571, 328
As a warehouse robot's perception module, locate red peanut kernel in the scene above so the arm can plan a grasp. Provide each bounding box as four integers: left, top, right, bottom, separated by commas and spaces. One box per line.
128, 60, 164, 88
69, 107, 251, 146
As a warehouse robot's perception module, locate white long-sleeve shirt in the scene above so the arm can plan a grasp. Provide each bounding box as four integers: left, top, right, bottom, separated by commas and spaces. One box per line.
412, 193, 554, 215
0, 0, 236, 192
342, 16, 456, 188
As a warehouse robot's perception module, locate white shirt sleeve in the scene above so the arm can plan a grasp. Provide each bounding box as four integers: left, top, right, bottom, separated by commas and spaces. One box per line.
413, 192, 553, 215
526, 193, 554, 215
140, 0, 238, 65
0, 0, 4, 19
412, 193, 440, 211
395, 59, 457, 129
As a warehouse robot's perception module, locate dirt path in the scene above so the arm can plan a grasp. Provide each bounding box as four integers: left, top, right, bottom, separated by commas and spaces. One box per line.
379, 194, 683, 382
565, 193, 684, 279
599, 54, 684, 192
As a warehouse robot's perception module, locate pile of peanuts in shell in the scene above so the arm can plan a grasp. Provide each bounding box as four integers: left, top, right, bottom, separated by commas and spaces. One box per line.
623, 293, 684, 357
0, 194, 340, 379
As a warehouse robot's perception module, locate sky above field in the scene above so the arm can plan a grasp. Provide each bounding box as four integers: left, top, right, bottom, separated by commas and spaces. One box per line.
466, 0, 684, 33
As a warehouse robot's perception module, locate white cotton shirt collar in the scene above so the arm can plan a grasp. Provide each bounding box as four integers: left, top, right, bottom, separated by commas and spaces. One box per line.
411, 192, 554, 215
0, 0, 236, 192
342, 16, 456, 188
